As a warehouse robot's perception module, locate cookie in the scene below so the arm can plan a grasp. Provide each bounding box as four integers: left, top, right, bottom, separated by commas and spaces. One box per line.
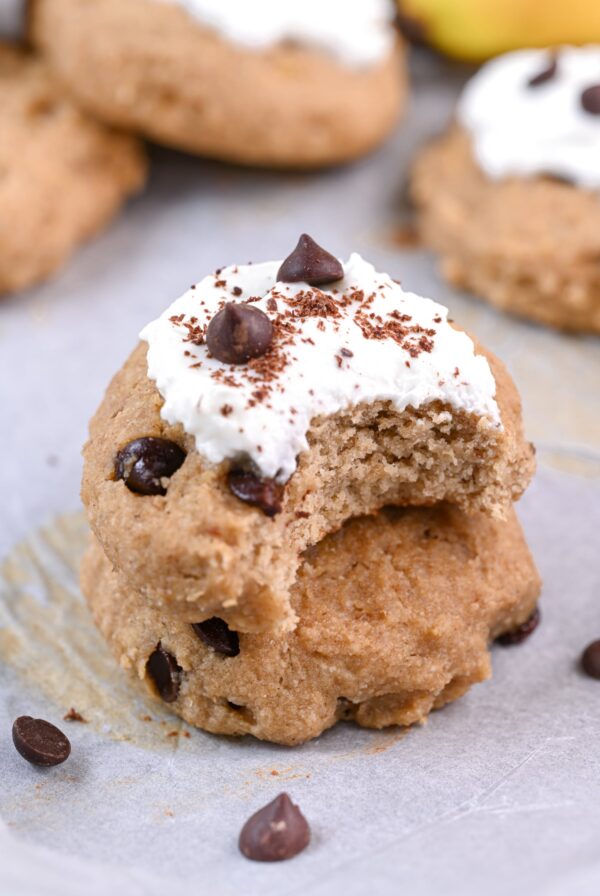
411, 47, 600, 333
81, 504, 542, 745
81, 239, 535, 633
30, 0, 405, 168
0, 42, 146, 295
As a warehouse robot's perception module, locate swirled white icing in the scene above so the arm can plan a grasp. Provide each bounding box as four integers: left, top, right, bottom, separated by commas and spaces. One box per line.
458, 46, 600, 189
140, 252, 501, 483
159, 0, 394, 67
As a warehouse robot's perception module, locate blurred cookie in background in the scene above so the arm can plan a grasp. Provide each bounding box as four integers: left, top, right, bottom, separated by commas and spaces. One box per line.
411, 46, 600, 333
0, 42, 146, 296
30, 0, 407, 168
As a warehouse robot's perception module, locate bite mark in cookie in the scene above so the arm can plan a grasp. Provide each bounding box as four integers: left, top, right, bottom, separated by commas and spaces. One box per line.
141, 238, 502, 485
82, 241, 534, 632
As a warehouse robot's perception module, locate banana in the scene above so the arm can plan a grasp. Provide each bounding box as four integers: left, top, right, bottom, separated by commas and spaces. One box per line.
397, 0, 600, 62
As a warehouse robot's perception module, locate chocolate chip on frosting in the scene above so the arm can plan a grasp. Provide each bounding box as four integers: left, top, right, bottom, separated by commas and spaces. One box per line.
115, 437, 185, 496
206, 302, 273, 364
227, 468, 284, 517
495, 606, 540, 646
277, 234, 344, 286
239, 793, 310, 862
146, 645, 182, 703
192, 618, 240, 657
527, 57, 558, 88
581, 84, 600, 114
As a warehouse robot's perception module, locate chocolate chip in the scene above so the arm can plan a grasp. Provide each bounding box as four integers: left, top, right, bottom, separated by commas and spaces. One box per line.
277, 234, 344, 286
495, 607, 541, 646
12, 716, 71, 767
581, 640, 600, 679
239, 793, 310, 862
115, 437, 185, 496
192, 618, 240, 657
146, 645, 182, 703
581, 84, 600, 114
528, 57, 558, 87
206, 303, 273, 365
228, 468, 283, 517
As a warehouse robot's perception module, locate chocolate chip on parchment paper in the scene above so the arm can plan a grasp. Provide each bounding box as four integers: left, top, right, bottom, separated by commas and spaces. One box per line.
115, 437, 185, 496
277, 234, 343, 286
239, 793, 310, 862
192, 618, 240, 657
581, 639, 600, 679
12, 716, 71, 767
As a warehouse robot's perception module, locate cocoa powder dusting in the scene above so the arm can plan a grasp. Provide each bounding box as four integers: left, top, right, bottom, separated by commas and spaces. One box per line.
169, 281, 439, 411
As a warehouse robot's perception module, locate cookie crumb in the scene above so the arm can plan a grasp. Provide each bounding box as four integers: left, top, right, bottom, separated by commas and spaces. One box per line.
63, 708, 87, 723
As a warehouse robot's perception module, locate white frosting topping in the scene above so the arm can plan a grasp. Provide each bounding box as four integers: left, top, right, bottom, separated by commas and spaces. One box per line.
159, 0, 394, 67
141, 253, 501, 483
458, 46, 600, 190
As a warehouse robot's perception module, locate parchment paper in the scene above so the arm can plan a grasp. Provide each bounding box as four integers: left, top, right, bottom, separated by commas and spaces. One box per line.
1, 42, 600, 896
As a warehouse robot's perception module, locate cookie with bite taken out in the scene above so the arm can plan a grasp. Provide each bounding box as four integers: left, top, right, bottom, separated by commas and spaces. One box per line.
81, 235, 535, 634
82, 503, 541, 745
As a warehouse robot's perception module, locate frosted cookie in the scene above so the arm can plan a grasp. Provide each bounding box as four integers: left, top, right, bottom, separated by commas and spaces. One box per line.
81, 237, 535, 633
82, 505, 542, 745
411, 47, 600, 333
0, 42, 146, 295
30, 0, 405, 168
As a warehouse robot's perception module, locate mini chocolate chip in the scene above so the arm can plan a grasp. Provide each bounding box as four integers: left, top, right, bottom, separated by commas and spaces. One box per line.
496, 607, 541, 646
239, 793, 310, 862
581, 640, 600, 679
115, 437, 185, 496
277, 234, 343, 286
192, 617, 240, 657
228, 469, 283, 517
206, 303, 273, 365
581, 84, 600, 114
12, 716, 71, 767
146, 645, 182, 703
528, 57, 558, 87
